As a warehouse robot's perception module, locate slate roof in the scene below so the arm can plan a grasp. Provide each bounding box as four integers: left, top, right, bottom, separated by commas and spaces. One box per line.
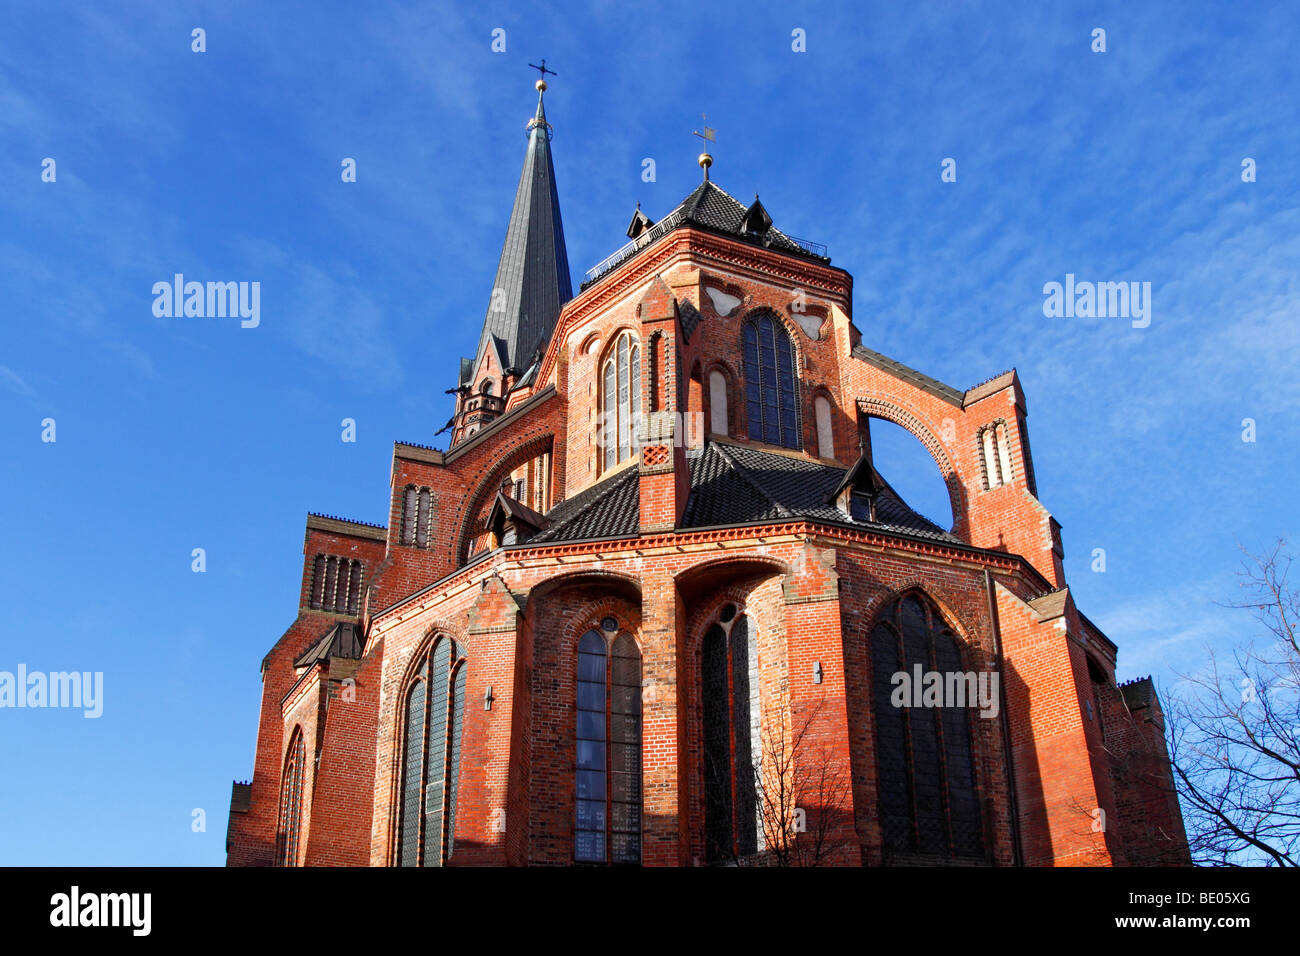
294, 621, 365, 668
527, 440, 957, 545
529, 464, 641, 543
852, 344, 965, 406
487, 490, 548, 534
472, 90, 572, 375
679, 300, 703, 343
581, 179, 830, 290
674, 181, 826, 261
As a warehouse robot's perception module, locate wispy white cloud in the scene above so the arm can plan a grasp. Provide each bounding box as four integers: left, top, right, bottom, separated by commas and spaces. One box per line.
234, 238, 404, 385
1092, 578, 1239, 680
0, 365, 37, 399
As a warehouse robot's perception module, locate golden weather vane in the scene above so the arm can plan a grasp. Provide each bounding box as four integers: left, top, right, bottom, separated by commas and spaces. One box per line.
692, 113, 716, 180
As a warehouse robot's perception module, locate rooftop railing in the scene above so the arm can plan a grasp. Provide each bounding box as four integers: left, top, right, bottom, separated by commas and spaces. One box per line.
785, 234, 828, 258
582, 209, 686, 287
580, 213, 828, 289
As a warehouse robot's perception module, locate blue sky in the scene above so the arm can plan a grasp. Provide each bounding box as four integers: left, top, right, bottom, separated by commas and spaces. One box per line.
1, 1, 1295, 865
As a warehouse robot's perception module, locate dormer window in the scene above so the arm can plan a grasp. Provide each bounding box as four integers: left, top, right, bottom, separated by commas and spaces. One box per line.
626, 203, 654, 240
740, 195, 772, 238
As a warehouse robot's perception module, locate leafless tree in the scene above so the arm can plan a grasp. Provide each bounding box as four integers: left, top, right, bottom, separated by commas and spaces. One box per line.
1167, 540, 1300, 866
750, 703, 853, 866
703, 701, 853, 867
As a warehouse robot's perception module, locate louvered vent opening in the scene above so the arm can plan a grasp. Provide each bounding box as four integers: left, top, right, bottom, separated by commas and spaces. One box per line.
308, 555, 364, 614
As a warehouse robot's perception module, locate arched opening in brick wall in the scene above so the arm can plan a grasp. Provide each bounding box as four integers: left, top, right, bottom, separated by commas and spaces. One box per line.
862, 416, 957, 533
520, 573, 643, 866
456, 434, 556, 564
676, 559, 789, 865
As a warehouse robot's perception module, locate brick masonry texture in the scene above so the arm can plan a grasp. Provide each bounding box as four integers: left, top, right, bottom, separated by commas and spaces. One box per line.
226, 219, 1188, 868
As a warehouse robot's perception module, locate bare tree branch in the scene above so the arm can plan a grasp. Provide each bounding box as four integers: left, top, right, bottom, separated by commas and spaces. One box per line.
1168, 539, 1300, 866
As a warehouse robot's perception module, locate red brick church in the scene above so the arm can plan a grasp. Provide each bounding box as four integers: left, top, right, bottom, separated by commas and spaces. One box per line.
226, 78, 1188, 867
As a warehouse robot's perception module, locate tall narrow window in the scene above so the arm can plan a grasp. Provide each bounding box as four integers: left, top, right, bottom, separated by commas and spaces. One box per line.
995, 423, 1013, 486
310, 555, 326, 608
978, 423, 1013, 490
417, 489, 432, 547
275, 727, 305, 866
401, 485, 435, 547
575, 625, 643, 864
347, 561, 362, 611
601, 331, 641, 471
323, 557, 338, 607
869, 593, 984, 861
708, 369, 729, 435
701, 611, 760, 862
814, 394, 834, 458
397, 637, 467, 867
742, 313, 800, 449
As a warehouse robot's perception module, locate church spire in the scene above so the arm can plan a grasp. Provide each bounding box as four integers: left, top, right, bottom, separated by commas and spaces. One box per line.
471, 66, 572, 387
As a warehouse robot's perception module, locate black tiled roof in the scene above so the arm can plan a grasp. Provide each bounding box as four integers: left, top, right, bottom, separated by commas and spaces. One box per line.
852, 345, 964, 406
581, 179, 830, 291
526, 441, 957, 545
679, 300, 702, 343
529, 465, 641, 543
694, 443, 955, 540
677, 181, 821, 259
294, 621, 365, 668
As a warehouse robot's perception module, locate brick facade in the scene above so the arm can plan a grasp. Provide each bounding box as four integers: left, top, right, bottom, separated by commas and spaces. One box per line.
226, 161, 1188, 868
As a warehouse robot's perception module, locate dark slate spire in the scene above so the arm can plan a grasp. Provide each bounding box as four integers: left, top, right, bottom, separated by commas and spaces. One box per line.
473, 86, 572, 375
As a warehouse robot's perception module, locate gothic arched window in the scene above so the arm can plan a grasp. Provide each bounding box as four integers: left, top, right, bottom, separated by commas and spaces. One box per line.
742, 312, 801, 449
869, 593, 984, 861
275, 727, 305, 867
701, 608, 760, 862
601, 331, 642, 471
397, 637, 467, 867
575, 625, 643, 864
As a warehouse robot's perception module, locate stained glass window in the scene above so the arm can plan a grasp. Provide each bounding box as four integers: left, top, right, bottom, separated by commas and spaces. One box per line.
575, 626, 642, 864
702, 616, 761, 862
869, 594, 984, 861
742, 313, 800, 449
397, 637, 467, 866
275, 727, 306, 866
601, 331, 641, 471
